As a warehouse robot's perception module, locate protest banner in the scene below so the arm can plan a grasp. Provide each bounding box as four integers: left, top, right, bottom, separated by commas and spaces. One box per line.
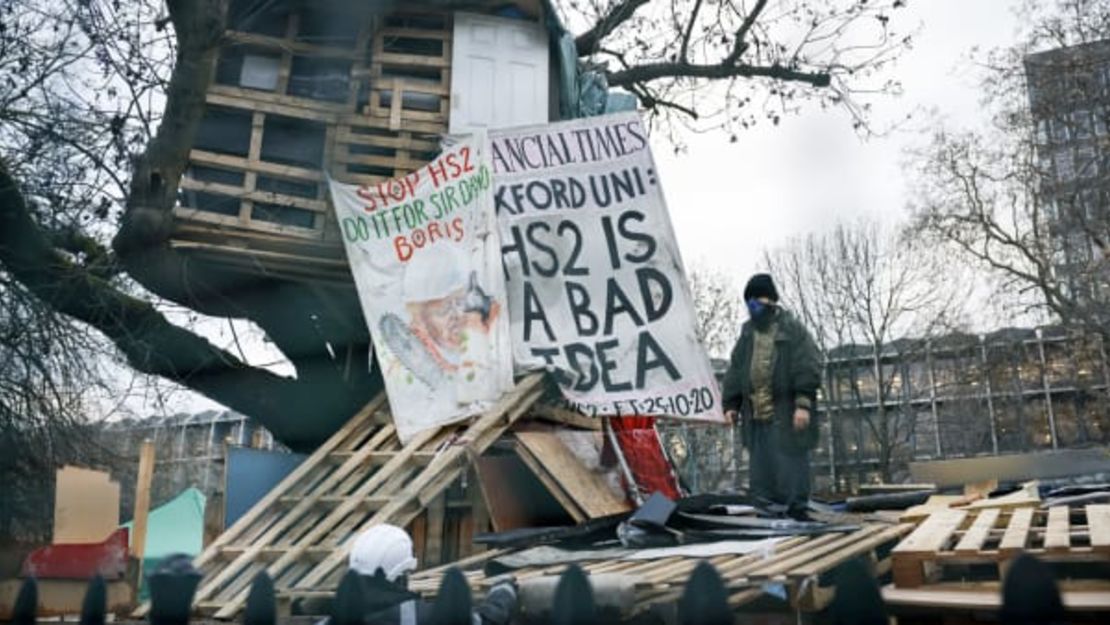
491, 112, 724, 422
328, 135, 514, 442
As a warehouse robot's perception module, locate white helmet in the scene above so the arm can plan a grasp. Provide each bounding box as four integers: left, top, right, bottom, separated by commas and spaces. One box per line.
348, 524, 418, 581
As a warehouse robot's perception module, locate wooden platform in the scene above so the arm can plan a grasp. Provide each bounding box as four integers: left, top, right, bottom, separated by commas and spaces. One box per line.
173, 7, 454, 282
407, 522, 914, 614
891, 505, 1110, 591
132, 374, 544, 620
883, 582, 1110, 612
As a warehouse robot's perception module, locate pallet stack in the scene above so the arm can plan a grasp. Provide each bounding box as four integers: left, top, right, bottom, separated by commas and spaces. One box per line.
408, 523, 913, 614
885, 505, 1110, 611
132, 374, 543, 619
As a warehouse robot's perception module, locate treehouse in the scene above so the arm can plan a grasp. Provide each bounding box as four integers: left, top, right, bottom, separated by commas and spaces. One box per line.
171, 0, 623, 284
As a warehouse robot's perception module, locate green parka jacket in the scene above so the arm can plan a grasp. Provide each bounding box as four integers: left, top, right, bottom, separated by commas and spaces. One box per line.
720, 309, 823, 454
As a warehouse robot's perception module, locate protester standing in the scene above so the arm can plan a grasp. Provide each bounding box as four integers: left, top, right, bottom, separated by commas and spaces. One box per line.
721, 274, 822, 520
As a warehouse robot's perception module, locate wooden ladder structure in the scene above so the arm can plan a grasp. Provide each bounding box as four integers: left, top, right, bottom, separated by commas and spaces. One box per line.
133, 373, 544, 620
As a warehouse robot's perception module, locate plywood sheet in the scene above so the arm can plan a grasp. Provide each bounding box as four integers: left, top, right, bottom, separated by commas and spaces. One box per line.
514, 431, 632, 518
53, 466, 120, 544
474, 454, 574, 533
909, 448, 1110, 487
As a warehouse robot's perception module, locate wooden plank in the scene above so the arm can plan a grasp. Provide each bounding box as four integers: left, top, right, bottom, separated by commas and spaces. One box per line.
53, 466, 120, 544
205, 377, 542, 619
276, 495, 391, 508
466, 467, 490, 555
1088, 504, 1110, 553
999, 507, 1035, 555
219, 546, 334, 558
189, 150, 324, 181
368, 76, 449, 95
378, 26, 451, 40
192, 424, 403, 609
209, 424, 445, 617
514, 430, 632, 518
900, 495, 965, 523
261, 378, 544, 613
528, 404, 601, 430
340, 112, 446, 135
954, 509, 1000, 555
790, 524, 914, 578
180, 177, 328, 213
131, 441, 156, 573
746, 526, 886, 580
206, 91, 338, 124
859, 483, 937, 495
335, 127, 439, 151
424, 495, 446, 566
225, 30, 363, 59
882, 583, 1110, 611
511, 443, 588, 523
893, 509, 967, 554
376, 51, 451, 69
1044, 506, 1071, 552
169, 240, 347, 269
326, 450, 437, 465
173, 207, 322, 239
132, 397, 385, 618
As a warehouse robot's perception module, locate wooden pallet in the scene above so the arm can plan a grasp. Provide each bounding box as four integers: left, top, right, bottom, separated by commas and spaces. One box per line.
172, 7, 453, 281
132, 373, 543, 620
891, 505, 1110, 588
407, 522, 913, 613
333, 12, 452, 185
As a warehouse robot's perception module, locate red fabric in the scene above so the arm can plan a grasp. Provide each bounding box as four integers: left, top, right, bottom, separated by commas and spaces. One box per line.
20, 528, 129, 580
608, 416, 682, 500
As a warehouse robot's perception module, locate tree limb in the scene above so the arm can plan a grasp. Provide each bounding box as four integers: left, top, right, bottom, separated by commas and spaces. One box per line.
575, 0, 653, 56
608, 60, 831, 89
1, 161, 373, 451
726, 0, 769, 65
111, 0, 246, 318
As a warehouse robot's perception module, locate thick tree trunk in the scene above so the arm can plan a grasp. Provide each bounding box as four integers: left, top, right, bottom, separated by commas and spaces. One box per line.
0, 0, 381, 451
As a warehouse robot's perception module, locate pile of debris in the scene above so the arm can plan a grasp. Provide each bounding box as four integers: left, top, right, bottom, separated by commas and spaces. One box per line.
409, 492, 911, 620
827, 450, 1110, 617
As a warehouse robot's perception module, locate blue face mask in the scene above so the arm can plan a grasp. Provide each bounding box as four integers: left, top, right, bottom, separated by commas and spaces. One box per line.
747, 299, 774, 322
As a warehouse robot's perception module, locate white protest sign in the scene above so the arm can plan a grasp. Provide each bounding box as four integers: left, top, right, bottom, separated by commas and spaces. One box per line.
491, 112, 724, 421
328, 136, 514, 442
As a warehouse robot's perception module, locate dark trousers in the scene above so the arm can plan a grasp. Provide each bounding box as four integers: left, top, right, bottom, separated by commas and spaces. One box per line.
747, 419, 810, 515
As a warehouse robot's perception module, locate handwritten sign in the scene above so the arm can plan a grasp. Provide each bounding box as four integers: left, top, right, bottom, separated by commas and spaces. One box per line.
492, 113, 723, 422
328, 136, 514, 442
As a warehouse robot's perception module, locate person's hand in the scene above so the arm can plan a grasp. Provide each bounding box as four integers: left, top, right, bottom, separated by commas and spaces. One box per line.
725, 409, 738, 424
793, 408, 810, 431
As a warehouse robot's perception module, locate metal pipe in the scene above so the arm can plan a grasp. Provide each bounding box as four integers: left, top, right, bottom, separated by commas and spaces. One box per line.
603, 416, 645, 505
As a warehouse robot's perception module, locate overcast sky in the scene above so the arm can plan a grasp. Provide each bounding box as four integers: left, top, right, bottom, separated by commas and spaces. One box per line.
655, 0, 1025, 292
